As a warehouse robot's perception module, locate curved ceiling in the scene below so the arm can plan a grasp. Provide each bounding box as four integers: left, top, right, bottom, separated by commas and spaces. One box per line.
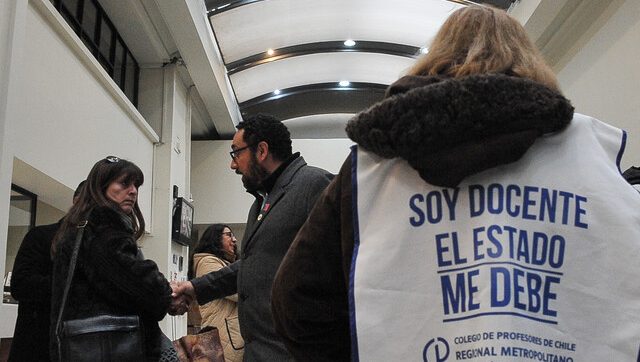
204, 0, 516, 137
98, 0, 611, 140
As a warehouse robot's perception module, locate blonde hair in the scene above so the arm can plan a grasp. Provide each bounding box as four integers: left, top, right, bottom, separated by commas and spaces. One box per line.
408, 5, 559, 91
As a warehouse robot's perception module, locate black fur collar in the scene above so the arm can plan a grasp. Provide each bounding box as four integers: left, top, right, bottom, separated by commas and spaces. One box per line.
346, 74, 574, 187
88, 206, 134, 233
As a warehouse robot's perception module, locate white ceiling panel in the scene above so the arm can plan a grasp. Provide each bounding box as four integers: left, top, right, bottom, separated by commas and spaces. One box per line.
284, 114, 354, 139
230, 52, 415, 102
210, 0, 464, 63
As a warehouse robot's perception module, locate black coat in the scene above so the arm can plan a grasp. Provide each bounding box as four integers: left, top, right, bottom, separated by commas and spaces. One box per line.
9, 221, 60, 362
50, 206, 172, 361
192, 156, 332, 361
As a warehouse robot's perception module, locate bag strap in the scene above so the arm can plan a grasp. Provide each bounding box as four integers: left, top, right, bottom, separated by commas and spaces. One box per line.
55, 219, 88, 361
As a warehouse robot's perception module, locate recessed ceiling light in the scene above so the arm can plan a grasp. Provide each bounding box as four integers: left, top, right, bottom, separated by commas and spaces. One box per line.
420, 47, 429, 54
344, 39, 356, 47
267, 48, 275, 56
339, 80, 350, 87
273, 89, 281, 95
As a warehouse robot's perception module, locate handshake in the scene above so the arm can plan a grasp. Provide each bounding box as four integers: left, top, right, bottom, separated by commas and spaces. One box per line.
169, 281, 195, 316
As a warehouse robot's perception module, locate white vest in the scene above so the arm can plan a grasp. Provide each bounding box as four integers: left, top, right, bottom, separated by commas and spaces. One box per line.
351, 114, 640, 361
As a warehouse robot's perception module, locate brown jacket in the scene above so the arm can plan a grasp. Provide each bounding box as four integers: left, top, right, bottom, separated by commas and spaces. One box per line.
193, 253, 244, 362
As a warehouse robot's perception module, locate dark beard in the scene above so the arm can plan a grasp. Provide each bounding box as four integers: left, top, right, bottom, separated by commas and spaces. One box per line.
241, 153, 270, 192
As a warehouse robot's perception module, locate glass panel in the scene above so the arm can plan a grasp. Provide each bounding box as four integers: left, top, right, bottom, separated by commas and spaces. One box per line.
113, 39, 125, 87
82, 0, 98, 40
4, 187, 36, 305
60, 6, 80, 32
99, 18, 114, 64
81, 37, 97, 56
61, 0, 79, 18
98, 54, 113, 76
124, 51, 138, 103
51, 0, 139, 107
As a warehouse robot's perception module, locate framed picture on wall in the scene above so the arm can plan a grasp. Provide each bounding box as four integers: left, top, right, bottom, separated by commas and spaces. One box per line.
172, 197, 194, 246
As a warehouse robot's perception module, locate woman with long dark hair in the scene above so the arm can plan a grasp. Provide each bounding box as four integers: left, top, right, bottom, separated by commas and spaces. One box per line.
192, 224, 243, 362
50, 156, 174, 361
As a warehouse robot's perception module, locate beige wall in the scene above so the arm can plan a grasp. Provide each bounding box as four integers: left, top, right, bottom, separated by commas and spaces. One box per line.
191, 138, 353, 224
556, 0, 640, 170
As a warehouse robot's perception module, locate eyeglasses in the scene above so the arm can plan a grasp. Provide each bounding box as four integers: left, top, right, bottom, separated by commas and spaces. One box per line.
229, 144, 254, 160
105, 156, 120, 163
222, 231, 235, 238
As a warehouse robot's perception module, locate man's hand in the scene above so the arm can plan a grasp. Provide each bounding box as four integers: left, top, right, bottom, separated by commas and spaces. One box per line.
169, 281, 195, 315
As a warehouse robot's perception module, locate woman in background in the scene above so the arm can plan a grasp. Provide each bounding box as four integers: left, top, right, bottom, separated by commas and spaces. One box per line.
50, 156, 174, 361
192, 224, 244, 362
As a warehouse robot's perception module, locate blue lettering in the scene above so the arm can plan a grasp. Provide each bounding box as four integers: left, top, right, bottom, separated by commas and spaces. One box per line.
450, 232, 467, 264
487, 183, 504, 214
469, 185, 484, 217
436, 232, 467, 266
513, 268, 527, 310
467, 270, 480, 311
486, 225, 503, 258
490, 267, 510, 307
543, 276, 560, 317
531, 232, 548, 266
443, 188, 459, 221
539, 188, 557, 223
506, 185, 521, 217
559, 191, 574, 225
575, 195, 588, 229
526, 272, 542, 313
441, 273, 466, 314
517, 230, 530, 263
491, 267, 559, 315
548, 235, 565, 268
522, 186, 538, 220
473, 227, 485, 261
435, 233, 451, 267
463, 185, 587, 228
426, 191, 443, 223
504, 225, 518, 259
409, 194, 425, 226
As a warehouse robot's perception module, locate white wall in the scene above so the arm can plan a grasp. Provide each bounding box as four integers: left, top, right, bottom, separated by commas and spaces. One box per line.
11, 2, 156, 206
191, 138, 353, 224
556, 0, 640, 169
139, 65, 192, 339
0, 1, 159, 337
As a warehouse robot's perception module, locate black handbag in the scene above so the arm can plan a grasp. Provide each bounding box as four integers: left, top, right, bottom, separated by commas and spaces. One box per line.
54, 220, 146, 362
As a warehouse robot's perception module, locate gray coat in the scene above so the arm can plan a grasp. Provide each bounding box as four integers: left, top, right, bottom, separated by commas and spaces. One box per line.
192, 156, 332, 361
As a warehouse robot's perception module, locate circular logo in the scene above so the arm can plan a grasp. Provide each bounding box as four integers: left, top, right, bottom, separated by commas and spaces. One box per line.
423, 337, 450, 362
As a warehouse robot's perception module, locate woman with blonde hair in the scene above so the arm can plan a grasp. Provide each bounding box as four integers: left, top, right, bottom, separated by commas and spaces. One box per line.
272, 5, 640, 361
407, 4, 558, 90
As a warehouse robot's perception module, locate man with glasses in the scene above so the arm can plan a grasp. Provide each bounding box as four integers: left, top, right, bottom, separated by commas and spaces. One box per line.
172, 114, 332, 361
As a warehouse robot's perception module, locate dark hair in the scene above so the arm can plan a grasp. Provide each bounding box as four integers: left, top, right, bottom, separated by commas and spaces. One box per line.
237, 114, 292, 162
73, 180, 86, 199
193, 224, 230, 257
190, 224, 232, 278
52, 157, 145, 254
